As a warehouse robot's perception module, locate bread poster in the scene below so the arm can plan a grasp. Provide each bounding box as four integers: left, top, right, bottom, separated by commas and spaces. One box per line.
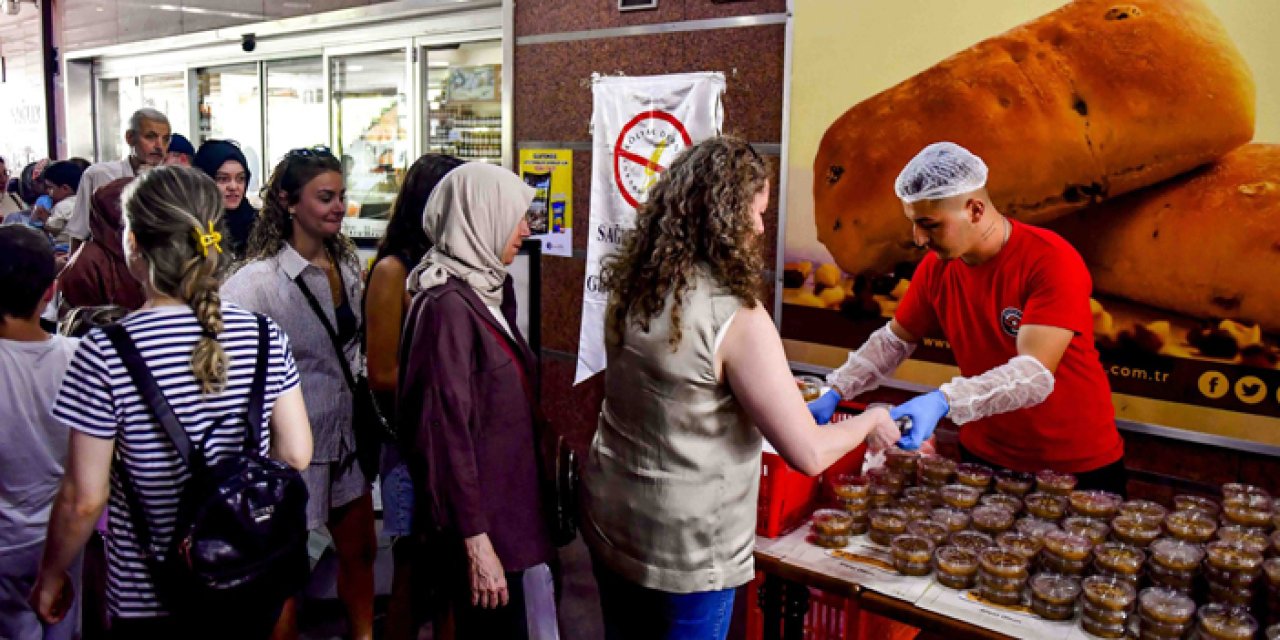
780, 0, 1280, 445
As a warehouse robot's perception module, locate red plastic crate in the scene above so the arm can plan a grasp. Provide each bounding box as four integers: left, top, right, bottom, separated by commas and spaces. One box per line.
743, 572, 918, 640
757, 404, 870, 538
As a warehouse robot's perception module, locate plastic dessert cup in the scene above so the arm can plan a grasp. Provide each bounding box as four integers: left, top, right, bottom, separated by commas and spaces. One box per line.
1206, 540, 1265, 573
978, 548, 1030, 580
1221, 483, 1270, 503
931, 507, 971, 533
1082, 575, 1137, 612
1069, 490, 1122, 519
1030, 573, 1081, 620
970, 505, 1016, 536
1061, 516, 1108, 543
1222, 495, 1274, 529
1094, 542, 1146, 576
1035, 469, 1077, 496
868, 508, 909, 546
1044, 530, 1093, 562
934, 545, 979, 589
885, 448, 921, 477
980, 492, 1023, 516
949, 530, 995, 555
831, 474, 871, 501
1217, 525, 1270, 555
940, 484, 982, 510
1164, 508, 1218, 544
891, 534, 935, 576
1015, 517, 1060, 542
1173, 494, 1221, 517
996, 531, 1043, 562
1111, 513, 1163, 548
1139, 587, 1195, 625
1149, 538, 1204, 571
1119, 499, 1168, 521
1024, 492, 1070, 521
994, 469, 1035, 497
918, 455, 957, 486
907, 519, 950, 547
1196, 603, 1257, 640
955, 463, 994, 491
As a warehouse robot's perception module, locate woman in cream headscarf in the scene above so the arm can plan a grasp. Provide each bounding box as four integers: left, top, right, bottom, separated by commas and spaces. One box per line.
397, 162, 552, 639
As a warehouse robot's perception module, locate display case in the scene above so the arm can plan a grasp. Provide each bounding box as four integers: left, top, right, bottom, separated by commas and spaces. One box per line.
425, 42, 503, 165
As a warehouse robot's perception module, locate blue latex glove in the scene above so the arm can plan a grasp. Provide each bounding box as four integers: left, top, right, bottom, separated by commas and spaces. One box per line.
808, 389, 841, 425
891, 390, 949, 450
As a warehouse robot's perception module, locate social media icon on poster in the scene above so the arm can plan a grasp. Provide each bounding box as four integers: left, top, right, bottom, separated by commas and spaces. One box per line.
1234, 376, 1267, 404
1197, 371, 1229, 399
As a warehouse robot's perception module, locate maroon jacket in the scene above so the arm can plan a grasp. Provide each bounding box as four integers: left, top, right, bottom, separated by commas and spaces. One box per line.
398, 276, 553, 572
59, 177, 145, 312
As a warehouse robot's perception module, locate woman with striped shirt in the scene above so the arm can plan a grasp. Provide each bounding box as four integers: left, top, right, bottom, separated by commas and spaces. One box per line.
30, 166, 313, 638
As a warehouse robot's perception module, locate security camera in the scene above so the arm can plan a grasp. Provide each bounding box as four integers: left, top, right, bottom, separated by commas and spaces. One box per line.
241, 33, 256, 53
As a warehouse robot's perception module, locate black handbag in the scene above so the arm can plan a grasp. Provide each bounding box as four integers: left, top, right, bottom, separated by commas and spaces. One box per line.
102, 315, 310, 630
293, 275, 387, 481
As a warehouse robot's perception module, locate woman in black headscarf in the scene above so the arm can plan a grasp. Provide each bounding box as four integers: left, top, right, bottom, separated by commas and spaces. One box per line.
193, 140, 257, 259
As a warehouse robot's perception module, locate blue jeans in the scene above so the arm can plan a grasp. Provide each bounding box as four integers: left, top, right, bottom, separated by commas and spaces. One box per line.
593, 561, 736, 640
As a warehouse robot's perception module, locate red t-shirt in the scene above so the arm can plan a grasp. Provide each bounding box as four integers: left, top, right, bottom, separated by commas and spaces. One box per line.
894, 221, 1124, 473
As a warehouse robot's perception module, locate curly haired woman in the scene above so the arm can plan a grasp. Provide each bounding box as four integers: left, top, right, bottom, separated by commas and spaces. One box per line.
582, 136, 900, 640
221, 148, 376, 640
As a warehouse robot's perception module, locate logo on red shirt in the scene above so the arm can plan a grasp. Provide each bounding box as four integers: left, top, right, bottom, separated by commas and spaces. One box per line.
1000, 307, 1023, 337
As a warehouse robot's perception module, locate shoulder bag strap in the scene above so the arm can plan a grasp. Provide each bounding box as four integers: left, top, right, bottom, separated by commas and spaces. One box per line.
99, 323, 184, 566
101, 323, 193, 464
245, 313, 270, 450
293, 276, 359, 393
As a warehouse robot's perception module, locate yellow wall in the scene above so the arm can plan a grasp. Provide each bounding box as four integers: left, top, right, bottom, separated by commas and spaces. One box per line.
784, 0, 1280, 263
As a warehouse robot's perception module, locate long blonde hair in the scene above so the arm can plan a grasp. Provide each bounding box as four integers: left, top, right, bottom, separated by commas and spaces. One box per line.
122, 165, 228, 394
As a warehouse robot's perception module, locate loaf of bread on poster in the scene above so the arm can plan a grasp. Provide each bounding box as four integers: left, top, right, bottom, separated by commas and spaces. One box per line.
814, 0, 1254, 276
1049, 144, 1280, 334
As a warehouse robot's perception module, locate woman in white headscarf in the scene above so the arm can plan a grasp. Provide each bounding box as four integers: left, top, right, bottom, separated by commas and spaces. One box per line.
397, 162, 551, 639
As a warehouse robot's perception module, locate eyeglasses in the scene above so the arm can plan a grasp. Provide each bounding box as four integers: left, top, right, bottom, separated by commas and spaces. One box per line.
287, 145, 334, 159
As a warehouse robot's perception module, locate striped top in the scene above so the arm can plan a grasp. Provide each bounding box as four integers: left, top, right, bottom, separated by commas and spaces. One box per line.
53, 303, 300, 619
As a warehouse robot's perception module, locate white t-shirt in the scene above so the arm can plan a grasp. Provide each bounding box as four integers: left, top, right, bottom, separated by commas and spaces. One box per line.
66, 159, 135, 242
45, 196, 77, 244
0, 334, 80, 552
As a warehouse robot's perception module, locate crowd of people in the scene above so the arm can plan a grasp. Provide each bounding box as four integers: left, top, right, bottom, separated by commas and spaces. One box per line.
4, 101, 1116, 640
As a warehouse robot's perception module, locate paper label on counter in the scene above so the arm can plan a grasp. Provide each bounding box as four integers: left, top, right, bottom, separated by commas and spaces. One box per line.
914, 583, 1086, 640
787, 535, 932, 603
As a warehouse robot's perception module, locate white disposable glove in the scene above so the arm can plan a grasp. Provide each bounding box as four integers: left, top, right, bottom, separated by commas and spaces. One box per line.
825, 323, 915, 399
940, 355, 1055, 425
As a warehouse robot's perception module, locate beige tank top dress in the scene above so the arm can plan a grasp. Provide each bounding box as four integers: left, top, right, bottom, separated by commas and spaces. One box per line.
582, 266, 761, 594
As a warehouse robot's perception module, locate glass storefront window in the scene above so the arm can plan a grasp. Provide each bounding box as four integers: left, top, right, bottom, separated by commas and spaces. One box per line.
331, 50, 410, 220
425, 41, 503, 166
265, 58, 326, 174
140, 72, 190, 142
97, 78, 126, 162
197, 63, 263, 191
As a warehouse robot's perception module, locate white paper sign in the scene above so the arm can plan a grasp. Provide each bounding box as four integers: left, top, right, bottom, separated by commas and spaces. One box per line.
787, 535, 933, 604
914, 582, 1088, 640
574, 72, 726, 384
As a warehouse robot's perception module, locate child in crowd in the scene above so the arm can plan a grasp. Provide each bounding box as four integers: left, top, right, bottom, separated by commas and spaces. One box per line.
0, 226, 82, 640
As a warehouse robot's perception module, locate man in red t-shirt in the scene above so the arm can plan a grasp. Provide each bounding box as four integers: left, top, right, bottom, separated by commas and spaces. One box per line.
808, 142, 1125, 494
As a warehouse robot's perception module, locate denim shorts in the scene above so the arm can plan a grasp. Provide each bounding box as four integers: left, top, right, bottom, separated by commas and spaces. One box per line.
379, 446, 415, 538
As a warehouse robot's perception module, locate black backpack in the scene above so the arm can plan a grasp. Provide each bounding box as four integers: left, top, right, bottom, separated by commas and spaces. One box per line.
102, 315, 309, 630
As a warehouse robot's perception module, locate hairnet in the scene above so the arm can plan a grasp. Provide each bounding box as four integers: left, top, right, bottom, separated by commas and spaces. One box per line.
894, 142, 988, 203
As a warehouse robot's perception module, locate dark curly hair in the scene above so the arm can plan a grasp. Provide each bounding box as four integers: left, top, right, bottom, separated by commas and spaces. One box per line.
243, 150, 358, 268
600, 135, 768, 349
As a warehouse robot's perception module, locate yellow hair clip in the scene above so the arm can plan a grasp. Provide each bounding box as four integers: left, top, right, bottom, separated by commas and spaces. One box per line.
192, 221, 223, 258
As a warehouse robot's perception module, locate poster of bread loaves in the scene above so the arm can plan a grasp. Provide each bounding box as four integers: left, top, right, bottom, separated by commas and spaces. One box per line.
781, 0, 1280, 431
